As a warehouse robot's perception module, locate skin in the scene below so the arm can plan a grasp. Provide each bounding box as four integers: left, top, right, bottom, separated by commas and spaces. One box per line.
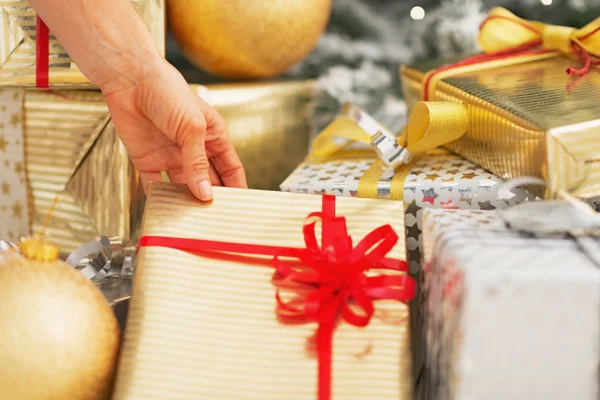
28, 0, 248, 201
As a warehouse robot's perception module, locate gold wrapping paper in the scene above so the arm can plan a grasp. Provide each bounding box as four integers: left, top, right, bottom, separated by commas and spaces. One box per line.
0, 0, 165, 87
22, 89, 144, 254
401, 56, 600, 199
113, 183, 413, 400
193, 80, 315, 190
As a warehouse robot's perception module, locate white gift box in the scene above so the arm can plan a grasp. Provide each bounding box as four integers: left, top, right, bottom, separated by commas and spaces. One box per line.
421, 208, 600, 400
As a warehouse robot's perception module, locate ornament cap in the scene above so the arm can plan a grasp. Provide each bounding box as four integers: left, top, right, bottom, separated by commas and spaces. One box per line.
18, 238, 60, 263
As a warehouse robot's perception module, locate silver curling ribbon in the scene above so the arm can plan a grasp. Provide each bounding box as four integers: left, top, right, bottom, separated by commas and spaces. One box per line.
66, 236, 112, 280
66, 236, 135, 281
499, 177, 600, 237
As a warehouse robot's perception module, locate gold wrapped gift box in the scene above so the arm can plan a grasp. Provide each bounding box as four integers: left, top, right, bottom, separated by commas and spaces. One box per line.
113, 183, 414, 400
401, 8, 600, 200
402, 56, 600, 199
0, 0, 165, 87
199, 80, 315, 190
18, 89, 143, 254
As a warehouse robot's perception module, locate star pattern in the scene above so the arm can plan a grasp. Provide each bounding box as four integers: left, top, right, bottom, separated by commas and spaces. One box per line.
477, 200, 495, 210
10, 113, 19, 128
0, 88, 29, 239
421, 188, 439, 205
407, 222, 422, 241
281, 150, 538, 278
14, 161, 23, 176
405, 200, 422, 217
11, 201, 22, 218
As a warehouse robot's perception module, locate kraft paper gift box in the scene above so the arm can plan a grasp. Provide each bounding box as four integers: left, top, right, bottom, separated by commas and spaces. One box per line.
419, 206, 600, 400
0, 0, 165, 88
399, 7, 600, 200
113, 183, 415, 400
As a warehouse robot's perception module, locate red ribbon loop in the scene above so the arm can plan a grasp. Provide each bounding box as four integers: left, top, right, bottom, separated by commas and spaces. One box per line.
138, 195, 416, 400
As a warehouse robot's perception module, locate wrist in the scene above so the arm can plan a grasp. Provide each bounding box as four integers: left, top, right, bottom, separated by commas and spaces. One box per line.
95, 43, 166, 97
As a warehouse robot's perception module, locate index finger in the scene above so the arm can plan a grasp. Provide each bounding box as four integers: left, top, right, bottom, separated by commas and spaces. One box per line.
196, 96, 248, 189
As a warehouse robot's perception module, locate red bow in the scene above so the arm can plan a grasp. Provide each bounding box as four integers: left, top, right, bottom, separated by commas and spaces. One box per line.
138, 195, 416, 400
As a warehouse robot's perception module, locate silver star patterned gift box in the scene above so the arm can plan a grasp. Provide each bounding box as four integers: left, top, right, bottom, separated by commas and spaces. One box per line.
419, 207, 600, 400
280, 149, 536, 272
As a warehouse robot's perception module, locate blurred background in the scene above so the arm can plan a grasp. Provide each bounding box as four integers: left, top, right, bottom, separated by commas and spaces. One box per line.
166, 0, 600, 189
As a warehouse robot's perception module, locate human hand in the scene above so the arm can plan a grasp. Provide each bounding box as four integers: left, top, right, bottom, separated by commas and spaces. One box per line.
101, 59, 247, 201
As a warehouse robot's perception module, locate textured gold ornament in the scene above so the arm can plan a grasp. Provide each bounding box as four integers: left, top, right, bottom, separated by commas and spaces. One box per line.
168, 0, 332, 79
0, 253, 120, 400
0, 198, 120, 400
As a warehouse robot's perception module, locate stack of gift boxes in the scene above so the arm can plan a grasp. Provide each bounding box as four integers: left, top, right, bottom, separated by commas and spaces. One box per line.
0, 1, 315, 255
3, 4, 600, 400
0, 1, 165, 253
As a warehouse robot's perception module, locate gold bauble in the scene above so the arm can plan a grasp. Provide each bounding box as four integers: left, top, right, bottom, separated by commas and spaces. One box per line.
0, 250, 121, 400
168, 0, 333, 79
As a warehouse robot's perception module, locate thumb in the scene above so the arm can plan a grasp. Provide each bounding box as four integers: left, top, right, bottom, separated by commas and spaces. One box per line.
178, 113, 213, 201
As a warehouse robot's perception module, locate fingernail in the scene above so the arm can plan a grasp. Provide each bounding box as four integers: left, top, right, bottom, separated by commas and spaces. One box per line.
197, 180, 213, 201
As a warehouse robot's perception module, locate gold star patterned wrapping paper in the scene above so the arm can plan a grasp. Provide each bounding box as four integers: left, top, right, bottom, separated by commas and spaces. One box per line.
0, 0, 165, 87
419, 208, 600, 400
0, 88, 28, 241
280, 148, 538, 380
0, 89, 144, 255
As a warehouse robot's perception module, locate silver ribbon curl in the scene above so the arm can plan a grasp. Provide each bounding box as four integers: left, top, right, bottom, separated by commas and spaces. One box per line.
65, 236, 134, 281
498, 177, 600, 266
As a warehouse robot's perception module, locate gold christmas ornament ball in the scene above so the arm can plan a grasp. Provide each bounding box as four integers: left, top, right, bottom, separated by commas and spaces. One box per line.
168, 0, 333, 79
0, 251, 121, 400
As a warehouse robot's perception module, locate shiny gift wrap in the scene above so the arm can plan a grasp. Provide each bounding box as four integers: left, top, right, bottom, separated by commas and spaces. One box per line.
0, 0, 165, 88
280, 149, 535, 272
113, 183, 414, 400
419, 207, 600, 400
0, 89, 144, 254
401, 8, 600, 199
195, 81, 315, 190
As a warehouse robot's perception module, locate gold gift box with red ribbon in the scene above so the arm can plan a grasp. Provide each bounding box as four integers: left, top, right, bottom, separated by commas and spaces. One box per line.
113, 183, 415, 400
400, 7, 600, 199
0, 0, 165, 88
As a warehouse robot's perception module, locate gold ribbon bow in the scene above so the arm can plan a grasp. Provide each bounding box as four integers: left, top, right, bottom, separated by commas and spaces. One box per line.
479, 7, 600, 73
310, 102, 470, 200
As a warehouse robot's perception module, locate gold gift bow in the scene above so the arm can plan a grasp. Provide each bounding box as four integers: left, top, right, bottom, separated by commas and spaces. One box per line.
422, 7, 600, 100
309, 102, 469, 201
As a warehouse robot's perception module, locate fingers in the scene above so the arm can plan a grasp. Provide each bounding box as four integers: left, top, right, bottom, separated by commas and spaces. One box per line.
176, 108, 214, 201
195, 96, 248, 189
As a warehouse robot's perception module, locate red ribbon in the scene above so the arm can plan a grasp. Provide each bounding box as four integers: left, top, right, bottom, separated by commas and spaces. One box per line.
138, 195, 416, 400
35, 15, 49, 89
